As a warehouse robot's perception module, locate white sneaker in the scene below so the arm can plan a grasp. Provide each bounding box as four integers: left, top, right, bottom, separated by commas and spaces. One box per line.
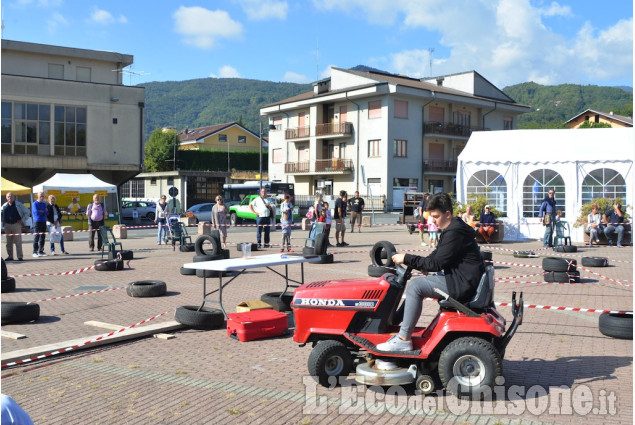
33, 253, 39, 258
157, 242, 161, 245
421, 243, 427, 246
376, 334, 412, 352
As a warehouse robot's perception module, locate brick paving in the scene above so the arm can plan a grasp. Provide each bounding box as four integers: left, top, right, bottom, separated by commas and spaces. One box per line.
1, 224, 632, 424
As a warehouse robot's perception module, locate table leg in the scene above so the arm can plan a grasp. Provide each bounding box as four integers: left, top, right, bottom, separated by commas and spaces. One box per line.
218, 273, 226, 318
280, 264, 289, 302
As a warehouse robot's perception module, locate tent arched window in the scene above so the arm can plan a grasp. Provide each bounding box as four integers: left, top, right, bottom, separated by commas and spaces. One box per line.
523, 169, 566, 218
582, 168, 627, 205
466, 170, 507, 216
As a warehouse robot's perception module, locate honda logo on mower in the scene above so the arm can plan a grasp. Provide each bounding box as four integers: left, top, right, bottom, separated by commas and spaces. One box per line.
295, 298, 378, 309
299, 298, 345, 307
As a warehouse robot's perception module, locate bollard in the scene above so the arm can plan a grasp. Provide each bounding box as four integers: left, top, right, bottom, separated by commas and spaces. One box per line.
180, 217, 196, 227
302, 217, 311, 231
62, 226, 74, 241
198, 222, 212, 235
362, 215, 372, 228
112, 224, 127, 239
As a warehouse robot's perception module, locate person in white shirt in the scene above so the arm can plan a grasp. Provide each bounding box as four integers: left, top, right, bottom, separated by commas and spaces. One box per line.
249, 188, 274, 248
587, 204, 602, 245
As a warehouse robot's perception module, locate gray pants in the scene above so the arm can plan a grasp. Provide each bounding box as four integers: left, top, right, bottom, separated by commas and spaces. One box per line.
398, 274, 447, 339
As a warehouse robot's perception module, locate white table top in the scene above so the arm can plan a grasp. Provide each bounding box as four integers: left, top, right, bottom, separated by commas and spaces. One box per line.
183, 253, 320, 272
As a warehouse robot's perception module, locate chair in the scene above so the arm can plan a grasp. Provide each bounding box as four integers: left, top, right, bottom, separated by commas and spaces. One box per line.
553, 220, 571, 246
438, 265, 495, 316
304, 222, 326, 248
100, 226, 123, 260
171, 221, 192, 251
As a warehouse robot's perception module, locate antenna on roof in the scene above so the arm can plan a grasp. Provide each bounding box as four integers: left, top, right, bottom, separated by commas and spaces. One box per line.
428, 48, 434, 77
316, 37, 319, 82
112, 66, 150, 85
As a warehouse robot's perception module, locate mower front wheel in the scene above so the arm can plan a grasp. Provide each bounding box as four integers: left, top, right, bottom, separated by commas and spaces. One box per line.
308, 340, 353, 387
415, 375, 436, 395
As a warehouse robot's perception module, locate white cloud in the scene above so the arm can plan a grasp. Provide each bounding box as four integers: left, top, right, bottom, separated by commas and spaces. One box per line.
173, 6, 243, 50
237, 0, 288, 20
210, 65, 242, 78
315, 0, 633, 86
283, 71, 309, 83
89, 8, 128, 25
46, 12, 68, 34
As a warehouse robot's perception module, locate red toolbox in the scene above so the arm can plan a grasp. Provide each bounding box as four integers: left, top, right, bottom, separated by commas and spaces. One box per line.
226, 309, 288, 342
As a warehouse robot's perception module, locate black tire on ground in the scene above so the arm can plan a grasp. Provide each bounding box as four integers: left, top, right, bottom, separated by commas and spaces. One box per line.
221, 249, 230, 259
260, 292, 294, 312
126, 280, 167, 297
302, 246, 315, 256
1, 277, 16, 293
554, 245, 578, 253
1, 258, 7, 280
1, 302, 40, 325
196, 269, 226, 278
179, 243, 195, 252
368, 265, 395, 277
542, 257, 577, 272
210, 229, 222, 247
543, 271, 580, 283
94, 259, 124, 271
314, 233, 328, 255
438, 337, 502, 399
581, 256, 609, 267
180, 266, 196, 276
236, 243, 259, 252
109, 250, 134, 261
174, 305, 225, 330
195, 235, 220, 256
192, 253, 224, 262
307, 340, 353, 387
598, 312, 633, 340
316, 253, 334, 264
370, 241, 396, 268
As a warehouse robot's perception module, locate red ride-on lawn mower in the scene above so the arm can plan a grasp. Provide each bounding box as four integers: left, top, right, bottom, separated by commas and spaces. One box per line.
291, 263, 523, 399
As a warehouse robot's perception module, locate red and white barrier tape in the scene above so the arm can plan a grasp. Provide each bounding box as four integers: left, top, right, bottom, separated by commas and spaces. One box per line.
9, 262, 103, 278
421, 297, 631, 314
578, 266, 633, 287
26, 286, 126, 304
1, 309, 172, 369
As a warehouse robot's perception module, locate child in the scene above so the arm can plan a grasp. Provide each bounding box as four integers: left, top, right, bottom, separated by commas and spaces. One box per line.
323, 201, 333, 247
418, 219, 426, 247
427, 213, 438, 248
280, 211, 293, 252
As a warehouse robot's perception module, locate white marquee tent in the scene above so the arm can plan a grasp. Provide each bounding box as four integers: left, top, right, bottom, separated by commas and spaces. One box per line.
32, 173, 117, 194
456, 128, 633, 242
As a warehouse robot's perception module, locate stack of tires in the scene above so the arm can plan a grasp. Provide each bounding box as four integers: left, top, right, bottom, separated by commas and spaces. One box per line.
302, 233, 332, 264
1, 259, 40, 325
1, 259, 16, 293
542, 257, 579, 283
181, 231, 230, 277
368, 241, 397, 277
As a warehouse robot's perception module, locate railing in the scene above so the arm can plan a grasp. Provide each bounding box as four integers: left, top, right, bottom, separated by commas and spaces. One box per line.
284, 161, 311, 173
285, 126, 310, 140
315, 122, 353, 137
314, 158, 353, 172
423, 159, 457, 173
294, 194, 386, 213
423, 121, 489, 137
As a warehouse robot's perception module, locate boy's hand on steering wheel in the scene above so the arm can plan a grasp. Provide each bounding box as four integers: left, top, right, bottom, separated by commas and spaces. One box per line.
392, 253, 405, 264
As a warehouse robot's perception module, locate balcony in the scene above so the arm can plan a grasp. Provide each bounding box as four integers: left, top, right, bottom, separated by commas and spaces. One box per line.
315, 122, 353, 138
285, 161, 310, 174
285, 126, 310, 140
315, 158, 353, 173
423, 159, 457, 173
424, 121, 489, 138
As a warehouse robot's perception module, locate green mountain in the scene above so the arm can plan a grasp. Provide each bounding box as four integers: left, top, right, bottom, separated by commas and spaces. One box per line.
502, 82, 633, 128
139, 78, 312, 136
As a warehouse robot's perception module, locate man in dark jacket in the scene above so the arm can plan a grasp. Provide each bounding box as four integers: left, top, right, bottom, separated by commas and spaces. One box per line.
377, 192, 484, 351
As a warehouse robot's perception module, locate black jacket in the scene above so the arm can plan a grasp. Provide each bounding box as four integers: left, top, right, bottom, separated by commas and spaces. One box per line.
46, 203, 63, 224
403, 217, 485, 302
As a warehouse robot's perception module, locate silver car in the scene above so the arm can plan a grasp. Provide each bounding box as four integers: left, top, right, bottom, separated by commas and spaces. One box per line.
186, 203, 214, 223
121, 201, 157, 221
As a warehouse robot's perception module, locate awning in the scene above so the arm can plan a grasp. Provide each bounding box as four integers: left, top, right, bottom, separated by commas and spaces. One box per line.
1, 177, 32, 196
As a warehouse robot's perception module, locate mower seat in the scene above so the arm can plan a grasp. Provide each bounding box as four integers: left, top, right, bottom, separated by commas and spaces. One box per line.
439, 265, 494, 313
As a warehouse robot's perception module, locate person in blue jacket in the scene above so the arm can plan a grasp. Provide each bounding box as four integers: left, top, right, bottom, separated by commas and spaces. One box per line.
31, 192, 48, 257
538, 189, 557, 248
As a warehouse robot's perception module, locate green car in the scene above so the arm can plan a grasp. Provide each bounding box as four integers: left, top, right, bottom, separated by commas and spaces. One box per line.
228, 194, 300, 226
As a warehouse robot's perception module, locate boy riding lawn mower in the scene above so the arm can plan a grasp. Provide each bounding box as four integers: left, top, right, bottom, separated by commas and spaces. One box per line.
291, 263, 523, 399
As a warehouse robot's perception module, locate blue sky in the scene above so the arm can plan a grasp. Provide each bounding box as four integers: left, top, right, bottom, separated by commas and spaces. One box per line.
2, 0, 632, 88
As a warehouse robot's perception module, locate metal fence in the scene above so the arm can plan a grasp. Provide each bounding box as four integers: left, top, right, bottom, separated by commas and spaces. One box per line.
293, 194, 386, 213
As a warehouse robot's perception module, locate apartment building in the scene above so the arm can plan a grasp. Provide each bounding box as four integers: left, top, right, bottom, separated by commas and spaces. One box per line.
1, 40, 145, 186
261, 67, 529, 209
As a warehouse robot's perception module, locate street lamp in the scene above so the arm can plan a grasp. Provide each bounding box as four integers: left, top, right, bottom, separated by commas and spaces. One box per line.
259, 121, 276, 190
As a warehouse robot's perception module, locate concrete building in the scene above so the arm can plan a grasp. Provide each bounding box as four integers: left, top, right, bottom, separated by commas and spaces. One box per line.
564, 109, 633, 128
1, 39, 145, 186
261, 67, 529, 209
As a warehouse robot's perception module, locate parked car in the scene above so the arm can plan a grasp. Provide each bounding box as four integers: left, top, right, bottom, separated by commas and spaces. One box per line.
186, 203, 214, 223
228, 194, 299, 226
121, 201, 156, 221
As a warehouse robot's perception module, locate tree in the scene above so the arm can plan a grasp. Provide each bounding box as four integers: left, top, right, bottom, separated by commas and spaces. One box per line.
577, 121, 612, 128
144, 128, 179, 172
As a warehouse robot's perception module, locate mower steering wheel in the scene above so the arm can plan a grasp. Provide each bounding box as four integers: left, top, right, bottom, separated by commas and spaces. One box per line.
391, 264, 412, 288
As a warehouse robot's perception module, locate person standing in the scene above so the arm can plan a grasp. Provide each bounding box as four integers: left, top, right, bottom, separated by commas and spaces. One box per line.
586, 204, 602, 246
311, 193, 323, 224
603, 202, 625, 247
1, 192, 29, 261
155, 195, 168, 245
31, 192, 48, 257
86, 194, 107, 252
334, 190, 348, 247
323, 201, 333, 247
249, 188, 274, 248
348, 191, 365, 233
211, 195, 228, 248
538, 189, 556, 248
46, 195, 69, 255
280, 210, 293, 252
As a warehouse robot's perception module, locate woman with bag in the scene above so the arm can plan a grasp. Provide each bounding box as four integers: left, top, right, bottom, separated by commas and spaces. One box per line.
46, 195, 69, 255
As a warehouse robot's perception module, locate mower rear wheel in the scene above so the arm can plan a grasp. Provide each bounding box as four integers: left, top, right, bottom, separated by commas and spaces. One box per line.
415, 375, 436, 395
308, 340, 353, 387
438, 337, 502, 399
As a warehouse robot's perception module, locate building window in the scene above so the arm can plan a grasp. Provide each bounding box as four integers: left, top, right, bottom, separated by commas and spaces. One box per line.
121, 179, 145, 198
523, 169, 565, 218
503, 116, 513, 130
466, 170, 507, 216
339, 143, 346, 159
48, 63, 63, 79
394, 100, 408, 119
167, 178, 174, 186
273, 116, 282, 130
393, 178, 418, 187
54, 105, 87, 156
4, 102, 54, 155
368, 139, 380, 157
453, 111, 471, 127
394, 139, 407, 157
368, 100, 382, 119
582, 168, 627, 205
219, 134, 227, 142
150, 178, 157, 186
272, 148, 282, 164
76, 66, 91, 82
238, 135, 246, 144
429, 106, 444, 122
1, 102, 11, 154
